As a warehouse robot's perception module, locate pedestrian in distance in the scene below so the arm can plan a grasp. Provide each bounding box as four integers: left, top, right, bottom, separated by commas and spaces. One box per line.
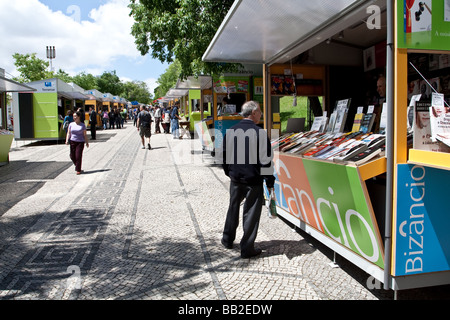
77, 107, 85, 123
153, 105, 162, 133
220, 100, 275, 259
115, 109, 122, 129
63, 110, 74, 134
89, 106, 97, 140
102, 110, 109, 130
109, 109, 115, 129
162, 107, 171, 133
66, 111, 89, 175
136, 105, 152, 150
170, 102, 181, 139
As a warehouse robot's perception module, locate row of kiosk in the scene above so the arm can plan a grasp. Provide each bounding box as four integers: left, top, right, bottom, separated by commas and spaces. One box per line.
11, 78, 131, 141
195, 0, 450, 295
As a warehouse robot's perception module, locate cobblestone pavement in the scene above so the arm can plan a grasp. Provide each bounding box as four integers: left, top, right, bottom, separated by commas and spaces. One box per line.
0, 123, 449, 301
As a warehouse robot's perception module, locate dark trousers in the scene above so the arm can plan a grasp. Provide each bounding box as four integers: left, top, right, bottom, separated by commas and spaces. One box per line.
90, 124, 96, 139
222, 181, 264, 255
155, 118, 161, 133
69, 140, 85, 172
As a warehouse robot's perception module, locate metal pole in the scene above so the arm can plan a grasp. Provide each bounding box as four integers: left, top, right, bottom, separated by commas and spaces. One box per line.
384, 0, 394, 291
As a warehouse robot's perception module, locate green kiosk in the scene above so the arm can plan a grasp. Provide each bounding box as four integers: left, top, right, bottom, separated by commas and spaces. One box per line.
0, 70, 36, 164
12, 78, 88, 141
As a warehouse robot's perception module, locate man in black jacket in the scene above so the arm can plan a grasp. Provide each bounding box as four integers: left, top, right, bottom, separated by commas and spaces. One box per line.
89, 106, 97, 140
221, 100, 275, 258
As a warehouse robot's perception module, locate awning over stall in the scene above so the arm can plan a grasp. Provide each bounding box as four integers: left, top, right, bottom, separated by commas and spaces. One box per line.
0, 76, 36, 93
166, 88, 189, 99
59, 91, 88, 100
176, 76, 212, 90
203, 0, 385, 65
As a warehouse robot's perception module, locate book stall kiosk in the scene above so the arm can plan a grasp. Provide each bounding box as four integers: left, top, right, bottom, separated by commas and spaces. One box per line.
175, 75, 213, 133
0, 72, 36, 164
165, 88, 191, 138
211, 75, 252, 151
101, 93, 114, 113
12, 78, 88, 141
84, 89, 104, 128
203, 0, 450, 294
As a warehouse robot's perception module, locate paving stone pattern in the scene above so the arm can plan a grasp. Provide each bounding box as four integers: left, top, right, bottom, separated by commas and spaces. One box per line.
0, 123, 449, 300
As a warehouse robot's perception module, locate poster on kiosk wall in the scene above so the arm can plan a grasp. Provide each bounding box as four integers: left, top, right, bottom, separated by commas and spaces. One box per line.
399, 0, 450, 50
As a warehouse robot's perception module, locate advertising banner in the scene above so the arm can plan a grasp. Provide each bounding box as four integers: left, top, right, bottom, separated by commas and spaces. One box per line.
267, 153, 385, 269
213, 76, 249, 94
394, 164, 450, 276
398, 0, 450, 50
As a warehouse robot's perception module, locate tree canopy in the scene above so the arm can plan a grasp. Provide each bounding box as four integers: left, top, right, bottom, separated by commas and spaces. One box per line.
129, 0, 240, 79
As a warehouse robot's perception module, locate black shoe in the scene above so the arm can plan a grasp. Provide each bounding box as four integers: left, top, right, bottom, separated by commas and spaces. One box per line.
241, 248, 262, 259
148, 143, 152, 150
221, 239, 233, 249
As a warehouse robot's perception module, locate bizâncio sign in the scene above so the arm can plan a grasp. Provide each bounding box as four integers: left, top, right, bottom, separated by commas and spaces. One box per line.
267, 153, 384, 269
394, 164, 450, 276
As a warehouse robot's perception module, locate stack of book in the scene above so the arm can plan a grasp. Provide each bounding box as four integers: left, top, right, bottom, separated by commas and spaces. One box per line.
272, 130, 386, 166
272, 98, 389, 166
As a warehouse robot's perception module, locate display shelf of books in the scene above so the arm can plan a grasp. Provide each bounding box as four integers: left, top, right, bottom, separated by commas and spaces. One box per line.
408, 92, 450, 170
272, 99, 387, 178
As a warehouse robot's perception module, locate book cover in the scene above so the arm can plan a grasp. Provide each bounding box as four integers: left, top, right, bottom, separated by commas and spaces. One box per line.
310, 116, 323, 131
429, 92, 450, 148
360, 113, 376, 133
351, 113, 364, 132
332, 100, 350, 133
347, 138, 386, 165
311, 116, 328, 132
333, 143, 368, 163
379, 103, 388, 134
412, 101, 440, 151
327, 112, 337, 133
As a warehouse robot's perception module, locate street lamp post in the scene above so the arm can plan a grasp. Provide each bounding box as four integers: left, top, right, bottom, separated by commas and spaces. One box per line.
46, 46, 56, 72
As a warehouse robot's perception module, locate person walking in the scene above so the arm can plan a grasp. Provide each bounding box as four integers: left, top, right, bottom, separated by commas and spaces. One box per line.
220, 100, 275, 259
66, 111, 89, 175
162, 106, 171, 133
170, 102, 181, 139
89, 106, 97, 140
102, 110, 109, 130
63, 110, 74, 134
109, 109, 115, 129
115, 109, 122, 129
136, 105, 152, 150
153, 105, 162, 133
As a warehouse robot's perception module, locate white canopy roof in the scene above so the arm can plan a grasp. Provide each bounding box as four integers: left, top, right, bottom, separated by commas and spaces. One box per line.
176, 76, 212, 90
165, 88, 189, 98
0, 76, 36, 93
203, 0, 383, 65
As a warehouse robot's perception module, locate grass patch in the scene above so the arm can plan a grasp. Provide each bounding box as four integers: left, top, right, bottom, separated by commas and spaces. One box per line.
279, 96, 309, 133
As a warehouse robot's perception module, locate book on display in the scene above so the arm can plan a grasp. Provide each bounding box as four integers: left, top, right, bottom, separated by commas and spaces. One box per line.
332, 100, 350, 133
429, 92, 450, 148
346, 137, 386, 165
327, 112, 337, 133
351, 113, 364, 132
378, 103, 388, 134
359, 113, 376, 133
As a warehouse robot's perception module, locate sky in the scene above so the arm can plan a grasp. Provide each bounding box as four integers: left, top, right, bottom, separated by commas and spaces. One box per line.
0, 0, 169, 95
